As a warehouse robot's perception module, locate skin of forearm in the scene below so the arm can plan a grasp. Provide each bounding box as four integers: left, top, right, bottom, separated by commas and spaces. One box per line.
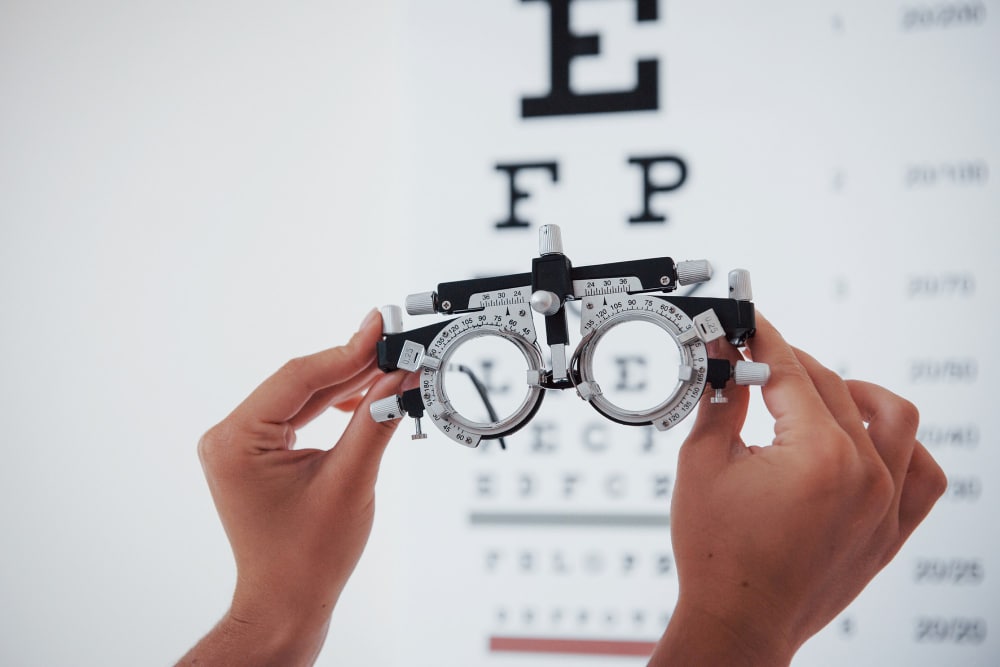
648, 603, 794, 667
176, 609, 331, 667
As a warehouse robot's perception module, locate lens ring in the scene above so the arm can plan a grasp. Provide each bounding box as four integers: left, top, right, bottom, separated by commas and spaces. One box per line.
425, 327, 544, 441
575, 295, 708, 430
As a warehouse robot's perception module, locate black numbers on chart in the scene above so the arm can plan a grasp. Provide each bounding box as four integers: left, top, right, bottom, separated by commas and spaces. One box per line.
905, 161, 989, 187
901, 4, 987, 30
915, 558, 985, 585
909, 359, 978, 383
915, 617, 987, 644
944, 475, 982, 502
918, 424, 979, 449
906, 273, 975, 297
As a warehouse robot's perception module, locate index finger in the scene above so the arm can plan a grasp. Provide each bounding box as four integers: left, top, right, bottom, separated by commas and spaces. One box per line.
749, 313, 837, 440
233, 308, 384, 425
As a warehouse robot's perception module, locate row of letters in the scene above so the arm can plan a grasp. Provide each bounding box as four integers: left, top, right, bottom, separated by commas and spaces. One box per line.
484, 549, 673, 576
474, 471, 671, 499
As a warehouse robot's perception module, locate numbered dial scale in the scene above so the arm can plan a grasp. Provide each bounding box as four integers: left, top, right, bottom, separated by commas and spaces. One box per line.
370, 225, 769, 447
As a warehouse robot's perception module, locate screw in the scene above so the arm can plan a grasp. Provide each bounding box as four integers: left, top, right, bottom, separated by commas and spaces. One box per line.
586, 303, 594, 310
660, 276, 669, 286
441, 300, 452, 311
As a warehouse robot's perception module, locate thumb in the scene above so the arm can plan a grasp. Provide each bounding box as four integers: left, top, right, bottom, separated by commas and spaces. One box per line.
321, 370, 409, 489
678, 344, 750, 469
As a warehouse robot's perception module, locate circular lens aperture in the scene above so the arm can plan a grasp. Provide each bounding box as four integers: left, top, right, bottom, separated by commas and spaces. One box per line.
587, 319, 682, 413
442, 332, 535, 426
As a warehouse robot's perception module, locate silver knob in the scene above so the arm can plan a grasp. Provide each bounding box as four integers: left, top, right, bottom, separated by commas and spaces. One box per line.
405, 291, 438, 315
370, 395, 405, 423
530, 289, 560, 316
538, 224, 564, 255
733, 361, 770, 386
728, 269, 753, 301
676, 260, 713, 285
380, 305, 403, 335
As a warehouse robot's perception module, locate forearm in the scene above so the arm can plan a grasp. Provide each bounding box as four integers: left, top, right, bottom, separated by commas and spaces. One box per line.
648, 603, 794, 667
176, 610, 330, 667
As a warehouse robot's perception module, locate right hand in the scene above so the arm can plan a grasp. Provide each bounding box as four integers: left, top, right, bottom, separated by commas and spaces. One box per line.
650, 314, 947, 665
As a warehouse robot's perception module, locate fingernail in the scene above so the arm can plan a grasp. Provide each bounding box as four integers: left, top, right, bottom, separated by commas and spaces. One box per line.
359, 308, 379, 331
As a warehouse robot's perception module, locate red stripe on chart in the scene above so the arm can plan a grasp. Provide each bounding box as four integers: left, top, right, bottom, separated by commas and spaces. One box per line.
489, 636, 657, 656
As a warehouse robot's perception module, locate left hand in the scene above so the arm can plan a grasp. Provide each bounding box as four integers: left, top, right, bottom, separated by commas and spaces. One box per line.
179, 308, 405, 666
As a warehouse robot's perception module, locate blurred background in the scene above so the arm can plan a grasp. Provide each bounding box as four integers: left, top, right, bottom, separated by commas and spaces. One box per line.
1, 1, 997, 665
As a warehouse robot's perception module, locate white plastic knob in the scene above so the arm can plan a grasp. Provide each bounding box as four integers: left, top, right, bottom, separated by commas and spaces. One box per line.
733, 361, 770, 386
380, 305, 403, 335
405, 291, 437, 315
676, 260, 713, 286
538, 224, 564, 255
728, 269, 753, 301
370, 395, 405, 422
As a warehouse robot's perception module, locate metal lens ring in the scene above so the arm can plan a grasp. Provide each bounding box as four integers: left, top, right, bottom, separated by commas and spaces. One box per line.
420, 307, 544, 448
575, 293, 708, 431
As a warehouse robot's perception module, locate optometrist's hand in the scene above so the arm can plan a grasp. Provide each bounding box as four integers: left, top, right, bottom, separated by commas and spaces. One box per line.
177, 309, 405, 667
649, 314, 946, 666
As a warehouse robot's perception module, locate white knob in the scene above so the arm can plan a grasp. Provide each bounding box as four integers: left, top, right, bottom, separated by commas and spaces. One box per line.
676, 260, 713, 285
380, 305, 403, 335
728, 269, 752, 301
538, 224, 564, 255
370, 395, 405, 422
530, 289, 560, 316
405, 291, 437, 315
733, 361, 770, 386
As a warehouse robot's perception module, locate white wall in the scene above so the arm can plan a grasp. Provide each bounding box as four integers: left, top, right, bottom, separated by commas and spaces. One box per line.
0, 2, 403, 664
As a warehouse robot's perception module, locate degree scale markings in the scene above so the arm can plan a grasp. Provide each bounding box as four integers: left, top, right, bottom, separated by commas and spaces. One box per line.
573, 276, 643, 298
468, 286, 532, 310
468, 275, 649, 306
581, 294, 693, 335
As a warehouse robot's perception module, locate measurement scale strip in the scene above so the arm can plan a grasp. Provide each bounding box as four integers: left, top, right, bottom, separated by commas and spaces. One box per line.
468, 511, 669, 528
489, 636, 658, 656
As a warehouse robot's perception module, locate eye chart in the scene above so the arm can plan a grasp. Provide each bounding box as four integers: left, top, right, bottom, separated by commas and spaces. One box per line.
388, 2, 999, 665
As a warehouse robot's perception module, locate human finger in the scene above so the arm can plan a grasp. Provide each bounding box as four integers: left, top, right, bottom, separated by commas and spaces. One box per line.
288, 360, 381, 429
680, 339, 750, 467
793, 348, 874, 455
894, 441, 947, 549
320, 371, 408, 489
331, 395, 364, 413
749, 314, 837, 443
846, 380, 920, 494
233, 309, 383, 426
